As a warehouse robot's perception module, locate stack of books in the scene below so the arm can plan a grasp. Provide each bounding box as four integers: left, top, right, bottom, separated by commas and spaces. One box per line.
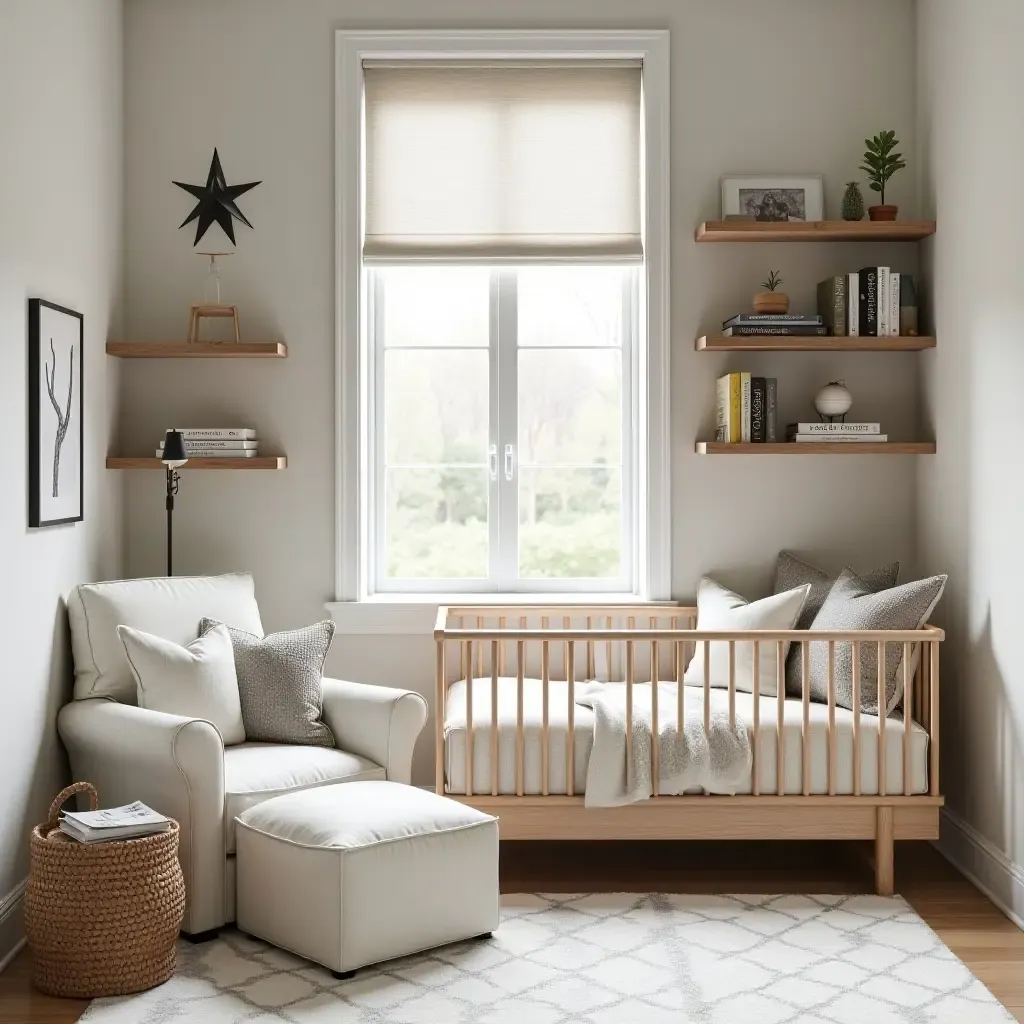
60, 801, 171, 844
716, 373, 778, 443
721, 313, 827, 337
817, 270, 919, 337
786, 422, 886, 443
157, 427, 259, 459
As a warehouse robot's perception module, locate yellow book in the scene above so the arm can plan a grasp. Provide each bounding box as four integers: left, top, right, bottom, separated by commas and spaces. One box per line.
716, 374, 742, 443
729, 373, 742, 443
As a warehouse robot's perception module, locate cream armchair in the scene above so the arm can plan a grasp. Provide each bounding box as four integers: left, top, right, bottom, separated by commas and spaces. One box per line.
57, 575, 427, 939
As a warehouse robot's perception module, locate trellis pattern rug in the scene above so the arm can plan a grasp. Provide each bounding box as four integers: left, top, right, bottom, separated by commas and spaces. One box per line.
81, 893, 1013, 1023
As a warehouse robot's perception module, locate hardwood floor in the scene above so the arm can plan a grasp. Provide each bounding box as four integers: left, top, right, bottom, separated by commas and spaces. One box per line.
2, 840, 1021, 1022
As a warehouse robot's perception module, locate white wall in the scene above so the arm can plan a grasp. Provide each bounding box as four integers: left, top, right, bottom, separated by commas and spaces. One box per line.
0, 0, 124, 966
122, 0, 920, 786
917, 0, 1024, 925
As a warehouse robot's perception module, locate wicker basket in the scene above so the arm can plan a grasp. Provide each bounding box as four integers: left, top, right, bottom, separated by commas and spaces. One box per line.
25, 782, 186, 998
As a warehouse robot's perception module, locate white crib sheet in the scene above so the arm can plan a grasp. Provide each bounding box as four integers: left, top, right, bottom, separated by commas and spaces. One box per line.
444, 677, 929, 797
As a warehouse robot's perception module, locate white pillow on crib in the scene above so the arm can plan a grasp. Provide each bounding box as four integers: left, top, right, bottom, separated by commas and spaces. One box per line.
683, 577, 811, 697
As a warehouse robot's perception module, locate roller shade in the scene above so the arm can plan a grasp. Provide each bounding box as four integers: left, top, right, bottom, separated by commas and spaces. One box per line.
363, 63, 643, 262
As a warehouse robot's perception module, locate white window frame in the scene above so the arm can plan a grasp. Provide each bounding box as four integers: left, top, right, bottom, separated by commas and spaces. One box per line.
334, 29, 671, 611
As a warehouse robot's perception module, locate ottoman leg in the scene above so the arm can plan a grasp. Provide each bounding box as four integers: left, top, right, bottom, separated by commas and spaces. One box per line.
474, 932, 493, 940
332, 969, 357, 980
182, 928, 221, 944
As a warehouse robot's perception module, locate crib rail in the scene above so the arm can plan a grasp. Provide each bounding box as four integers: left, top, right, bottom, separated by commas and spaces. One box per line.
433, 605, 943, 803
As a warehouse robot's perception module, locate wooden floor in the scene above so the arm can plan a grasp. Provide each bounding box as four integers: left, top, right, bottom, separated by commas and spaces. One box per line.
2, 840, 1022, 1022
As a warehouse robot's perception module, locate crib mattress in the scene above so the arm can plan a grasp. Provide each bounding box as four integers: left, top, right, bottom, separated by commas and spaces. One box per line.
444, 677, 929, 797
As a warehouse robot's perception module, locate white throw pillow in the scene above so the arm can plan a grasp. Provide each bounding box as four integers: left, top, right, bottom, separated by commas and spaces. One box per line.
117, 623, 246, 744
683, 577, 811, 697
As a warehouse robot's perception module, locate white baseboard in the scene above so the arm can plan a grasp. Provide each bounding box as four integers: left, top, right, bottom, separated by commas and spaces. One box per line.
937, 808, 1024, 931
0, 879, 27, 974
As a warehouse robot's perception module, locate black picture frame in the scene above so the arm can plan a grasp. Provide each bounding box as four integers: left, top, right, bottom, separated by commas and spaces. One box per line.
29, 298, 84, 527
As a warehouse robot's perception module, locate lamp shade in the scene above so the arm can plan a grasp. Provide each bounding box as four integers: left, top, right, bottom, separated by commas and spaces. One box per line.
161, 430, 188, 468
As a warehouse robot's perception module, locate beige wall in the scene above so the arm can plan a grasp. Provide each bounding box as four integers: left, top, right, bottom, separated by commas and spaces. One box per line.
0, 0, 124, 965
917, 0, 1024, 922
122, 0, 920, 786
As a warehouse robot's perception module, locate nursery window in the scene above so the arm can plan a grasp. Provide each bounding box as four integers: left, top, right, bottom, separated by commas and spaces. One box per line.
337, 34, 671, 601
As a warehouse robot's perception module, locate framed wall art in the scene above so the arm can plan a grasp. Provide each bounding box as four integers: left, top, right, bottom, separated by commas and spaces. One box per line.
721, 174, 824, 222
29, 298, 83, 527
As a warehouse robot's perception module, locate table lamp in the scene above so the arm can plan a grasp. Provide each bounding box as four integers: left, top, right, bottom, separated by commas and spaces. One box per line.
160, 430, 188, 576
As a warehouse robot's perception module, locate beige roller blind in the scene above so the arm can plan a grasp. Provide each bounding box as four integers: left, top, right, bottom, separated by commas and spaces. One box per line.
363, 63, 642, 262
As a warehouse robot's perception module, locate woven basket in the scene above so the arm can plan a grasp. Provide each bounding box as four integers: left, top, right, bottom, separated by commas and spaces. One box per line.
25, 781, 186, 998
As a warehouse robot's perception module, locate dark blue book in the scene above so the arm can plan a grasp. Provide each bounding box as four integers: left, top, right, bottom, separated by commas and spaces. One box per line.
721, 326, 828, 337
751, 377, 767, 442
859, 267, 879, 337
766, 378, 778, 441
722, 313, 823, 328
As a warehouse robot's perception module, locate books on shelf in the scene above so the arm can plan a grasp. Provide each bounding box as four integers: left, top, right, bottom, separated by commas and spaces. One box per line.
786, 422, 886, 443
164, 427, 257, 440
721, 313, 826, 337
717, 373, 777, 444
817, 273, 919, 337
60, 801, 171, 844
160, 428, 259, 458
721, 325, 828, 337
155, 448, 259, 458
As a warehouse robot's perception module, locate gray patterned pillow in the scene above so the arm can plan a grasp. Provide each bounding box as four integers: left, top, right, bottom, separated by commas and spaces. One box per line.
199, 618, 336, 747
804, 569, 947, 716
775, 552, 900, 697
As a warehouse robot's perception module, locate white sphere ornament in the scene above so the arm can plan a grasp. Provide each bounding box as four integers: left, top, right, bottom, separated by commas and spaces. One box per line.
814, 380, 853, 421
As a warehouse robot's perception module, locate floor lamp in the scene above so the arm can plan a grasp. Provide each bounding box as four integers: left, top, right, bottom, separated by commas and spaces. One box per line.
160, 430, 188, 577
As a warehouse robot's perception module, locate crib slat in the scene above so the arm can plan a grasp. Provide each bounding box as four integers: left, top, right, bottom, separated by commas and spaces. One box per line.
567, 640, 576, 798
827, 640, 836, 796
606, 616, 613, 682
776, 641, 785, 795
498, 616, 506, 675
476, 618, 483, 677
929, 641, 940, 796
752, 640, 760, 796
491, 640, 499, 797
651, 628, 660, 797
853, 642, 862, 797
626, 633, 635, 790
728, 641, 736, 729
541, 627, 550, 797
903, 641, 912, 797
676, 638, 684, 736
801, 641, 810, 796
564, 615, 571, 683
465, 640, 474, 798
878, 640, 887, 798
435, 639, 445, 794
517, 637, 526, 798
587, 617, 595, 679
703, 641, 711, 735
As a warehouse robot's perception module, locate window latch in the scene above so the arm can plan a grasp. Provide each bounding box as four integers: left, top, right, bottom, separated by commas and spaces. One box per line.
488, 444, 498, 481
504, 444, 515, 481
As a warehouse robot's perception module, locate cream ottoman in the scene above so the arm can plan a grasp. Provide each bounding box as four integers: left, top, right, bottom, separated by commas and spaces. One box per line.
235, 780, 499, 977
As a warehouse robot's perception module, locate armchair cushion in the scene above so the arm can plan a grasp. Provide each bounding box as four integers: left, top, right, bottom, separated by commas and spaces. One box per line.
223, 743, 384, 853
69, 573, 264, 702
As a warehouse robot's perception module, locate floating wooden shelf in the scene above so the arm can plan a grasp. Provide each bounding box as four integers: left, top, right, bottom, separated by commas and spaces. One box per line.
697, 335, 935, 352
106, 456, 288, 470
695, 220, 936, 243
696, 442, 935, 456
106, 342, 287, 358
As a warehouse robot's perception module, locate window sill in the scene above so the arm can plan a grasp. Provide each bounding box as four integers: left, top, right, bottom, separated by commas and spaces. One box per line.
326, 594, 659, 635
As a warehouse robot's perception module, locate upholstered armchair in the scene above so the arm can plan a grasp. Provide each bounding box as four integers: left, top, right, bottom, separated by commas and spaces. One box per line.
57, 574, 427, 938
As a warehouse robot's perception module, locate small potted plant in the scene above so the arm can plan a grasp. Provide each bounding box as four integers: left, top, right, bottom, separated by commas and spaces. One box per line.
860, 130, 906, 221
753, 270, 788, 314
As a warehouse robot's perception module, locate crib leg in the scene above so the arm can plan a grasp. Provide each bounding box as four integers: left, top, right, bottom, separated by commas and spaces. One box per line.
874, 806, 894, 896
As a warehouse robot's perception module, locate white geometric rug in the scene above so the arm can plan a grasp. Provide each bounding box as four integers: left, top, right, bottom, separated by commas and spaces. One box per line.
80, 893, 1014, 1023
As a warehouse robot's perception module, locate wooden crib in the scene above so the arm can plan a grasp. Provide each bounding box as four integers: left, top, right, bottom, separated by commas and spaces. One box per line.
433, 604, 944, 895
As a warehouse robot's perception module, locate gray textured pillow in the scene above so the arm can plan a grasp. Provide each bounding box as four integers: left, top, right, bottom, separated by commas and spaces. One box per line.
804, 569, 947, 716
200, 618, 336, 747
775, 551, 900, 697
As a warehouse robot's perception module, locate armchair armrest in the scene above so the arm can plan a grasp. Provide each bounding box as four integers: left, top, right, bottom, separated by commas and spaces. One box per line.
320, 679, 427, 785
57, 699, 226, 934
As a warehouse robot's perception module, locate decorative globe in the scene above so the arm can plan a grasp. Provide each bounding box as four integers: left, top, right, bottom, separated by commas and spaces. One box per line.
814, 381, 853, 420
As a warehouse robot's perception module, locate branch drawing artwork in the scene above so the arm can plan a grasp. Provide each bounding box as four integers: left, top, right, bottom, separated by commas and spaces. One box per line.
44, 337, 74, 498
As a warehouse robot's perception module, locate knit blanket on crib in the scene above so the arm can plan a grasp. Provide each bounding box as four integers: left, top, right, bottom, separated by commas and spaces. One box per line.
574, 681, 751, 807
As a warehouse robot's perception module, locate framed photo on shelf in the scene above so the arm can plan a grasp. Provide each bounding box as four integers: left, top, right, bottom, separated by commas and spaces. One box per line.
722, 174, 824, 222
29, 298, 84, 527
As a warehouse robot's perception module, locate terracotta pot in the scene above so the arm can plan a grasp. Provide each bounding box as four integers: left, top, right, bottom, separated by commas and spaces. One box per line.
868, 205, 898, 222
752, 291, 790, 315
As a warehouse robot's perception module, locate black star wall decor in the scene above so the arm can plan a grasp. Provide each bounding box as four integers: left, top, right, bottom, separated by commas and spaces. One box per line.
173, 149, 261, 246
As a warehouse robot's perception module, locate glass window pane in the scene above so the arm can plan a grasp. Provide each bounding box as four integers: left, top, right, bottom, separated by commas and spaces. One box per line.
518, 349, 622, 466
385, 468, 489, 579
381, 267, 490, 347
518, 266, 625, 347
385, 350, 488, 464
519, 468, 622, 579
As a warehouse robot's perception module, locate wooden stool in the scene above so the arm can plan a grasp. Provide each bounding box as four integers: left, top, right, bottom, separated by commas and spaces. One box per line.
187, 304, 240, 344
